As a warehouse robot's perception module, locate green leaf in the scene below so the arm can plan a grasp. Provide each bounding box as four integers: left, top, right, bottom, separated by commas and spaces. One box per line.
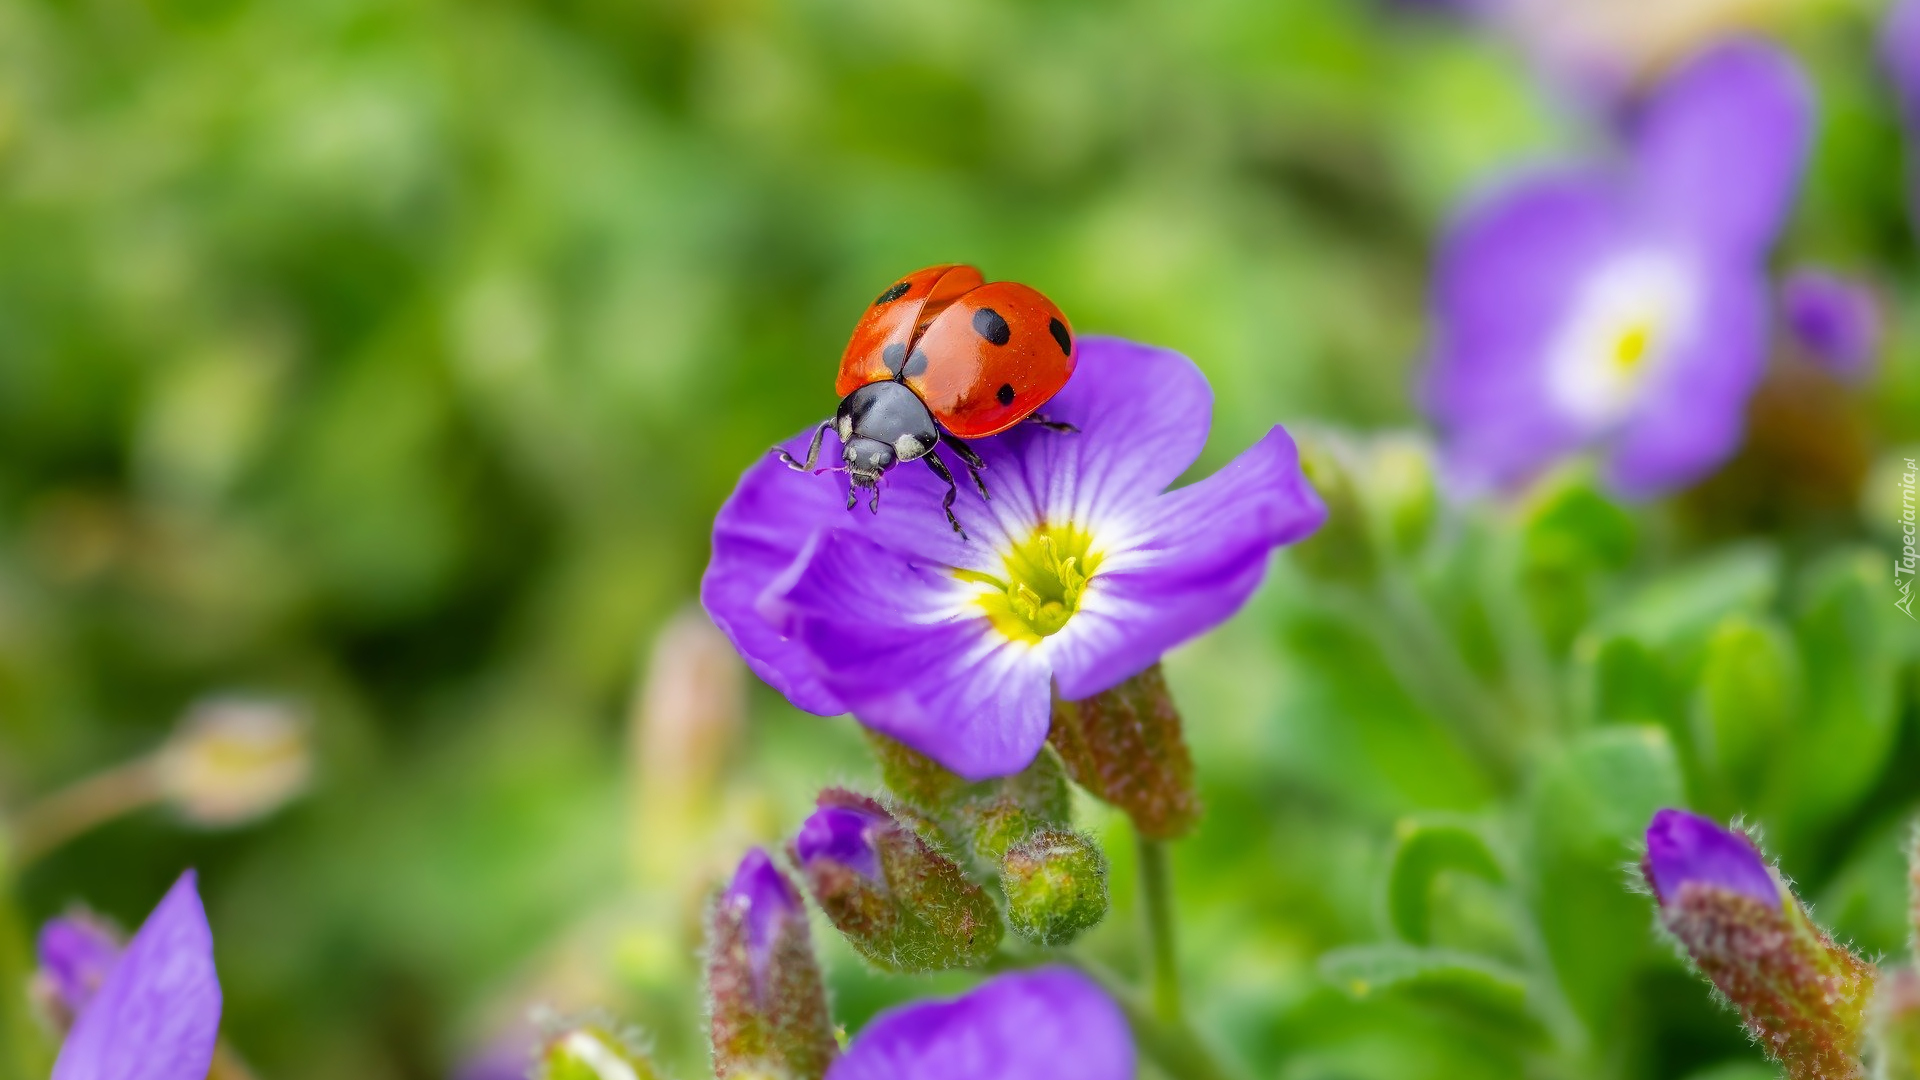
1528, 726, 1683, 1033
1595, 543, 1780, 652
1690, 615, 1798, 811
1531, 725, 1683, 860
1765, 549, 1904, 850
1386, 816, 1506, 946
1319, 943, 1547, 1041
1518, 470, 1637, 651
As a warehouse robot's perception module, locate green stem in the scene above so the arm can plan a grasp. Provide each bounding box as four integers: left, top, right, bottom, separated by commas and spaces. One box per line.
0, 836, 53, 1080
1137, 834, 1182, 1024
6, 757, 162, 869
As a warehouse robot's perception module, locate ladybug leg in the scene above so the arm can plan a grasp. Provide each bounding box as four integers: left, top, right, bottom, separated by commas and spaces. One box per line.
939, 433, 991, 502
922, 452, 969, 539
774, 420, 834, 472
1025, 413, 1079, 434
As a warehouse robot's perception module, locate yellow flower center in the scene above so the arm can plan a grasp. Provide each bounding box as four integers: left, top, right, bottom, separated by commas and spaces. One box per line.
1612, 321, 1655, 374
957, 524, 1103, 644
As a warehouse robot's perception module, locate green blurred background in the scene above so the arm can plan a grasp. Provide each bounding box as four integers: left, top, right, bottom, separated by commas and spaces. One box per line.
3, 0, 1919, 1077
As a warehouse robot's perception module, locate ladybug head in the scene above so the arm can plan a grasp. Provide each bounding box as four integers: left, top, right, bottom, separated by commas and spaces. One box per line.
835, 381, 939, 499
843, 436, 896, 490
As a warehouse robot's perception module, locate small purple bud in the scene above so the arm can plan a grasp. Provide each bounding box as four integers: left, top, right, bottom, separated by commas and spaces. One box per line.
794, 805, 884, 881
788, 790, 1002, 973
1641, 810, 1872, 1080
32, 916, 122, 1029
724, 848, 804, 983
1643, 809, 1779, 909
706, 849, 836, 1080
1782, 271, 1882, 381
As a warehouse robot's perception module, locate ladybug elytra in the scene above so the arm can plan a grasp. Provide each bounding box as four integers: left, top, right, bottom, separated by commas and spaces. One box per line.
777, 264, 1079, 536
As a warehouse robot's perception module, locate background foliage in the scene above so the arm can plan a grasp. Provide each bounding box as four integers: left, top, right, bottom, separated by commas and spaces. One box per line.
3, 0, 1919, 1077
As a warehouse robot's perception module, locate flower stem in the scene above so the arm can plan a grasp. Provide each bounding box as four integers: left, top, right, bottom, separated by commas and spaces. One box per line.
5, 757, 163, 869
1137, 833, 1183, 1024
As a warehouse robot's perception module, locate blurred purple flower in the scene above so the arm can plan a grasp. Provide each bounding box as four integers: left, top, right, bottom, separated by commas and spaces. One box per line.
50, 871, 223, 1080
1643, 808, 1779, 909
1885, 0, 1920, 126
35, 915, 122, 1025
1423, 41, 1811, 499
825, 968, 1134, 1080
794, 803, 885, 881
1782, 270, 1882, 380
704, 337, 1325, 780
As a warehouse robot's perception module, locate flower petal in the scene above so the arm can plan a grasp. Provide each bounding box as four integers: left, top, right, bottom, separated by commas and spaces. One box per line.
53, 872, 221, 1080
826, 968, 1135, 1080
1630, 40, 1812, 258
1050, 426, 1326, 699
773, 528, 1052, 780
961, 337, 1215, 531
1422, 171, 1628, 490
703, 424, 995, 714
1601, 260, 1768, 497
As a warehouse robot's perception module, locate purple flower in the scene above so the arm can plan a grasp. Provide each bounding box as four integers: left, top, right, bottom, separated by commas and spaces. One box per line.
794, 804, 885, 881
50, 871, 223, 1080
1423, 41, 1811, 499
1782, 269, 1882, 380
35, 915, 122, 1025
826, 968, 1134, 1080
1643, 808, 1779, 909
703, 337, 1325, 780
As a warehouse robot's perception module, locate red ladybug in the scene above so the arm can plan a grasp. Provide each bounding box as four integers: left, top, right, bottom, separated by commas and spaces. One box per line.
778, 264, 1079, 535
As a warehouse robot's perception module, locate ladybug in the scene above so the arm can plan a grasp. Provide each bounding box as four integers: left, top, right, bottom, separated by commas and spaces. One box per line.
778, 264, 1079, 536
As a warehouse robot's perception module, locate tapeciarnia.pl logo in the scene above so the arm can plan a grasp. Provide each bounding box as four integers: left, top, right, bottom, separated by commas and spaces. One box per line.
1899, 457, 1918, 620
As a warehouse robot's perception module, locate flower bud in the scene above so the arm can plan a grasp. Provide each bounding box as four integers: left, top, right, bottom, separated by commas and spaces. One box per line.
862, 731, 969, 816
705, 849, 837, 1080
1000, 829, 1109, 947
1872, 968, 1920, 1080
157, 697, 310, 827
789, 791, 1001, 972
539, 1023, 663, 1080
30, 914, 121, 1032
631, 608, 745, 883
1643, 810, 1873, 1080
1289, 432, 1376, 583
959, 749, 1072, 868
1049, 665, 1199, 840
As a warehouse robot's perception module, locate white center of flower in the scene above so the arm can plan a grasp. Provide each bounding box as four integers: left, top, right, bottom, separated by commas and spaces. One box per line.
1545, 250, 1698, 430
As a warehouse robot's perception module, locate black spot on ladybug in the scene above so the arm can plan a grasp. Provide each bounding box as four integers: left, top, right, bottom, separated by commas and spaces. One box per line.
903, 349, 930, 378
882, 343, 908, 376
973, 308, 1012, 346
875, 281, 911, 305
1049, 318, 1072, 356
996, 383, 1015, 406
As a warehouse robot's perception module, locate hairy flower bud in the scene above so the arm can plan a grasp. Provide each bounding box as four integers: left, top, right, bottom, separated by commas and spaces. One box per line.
539, 1023, 663, 1080
157, 697, 310, 827
1049, 665, 1199, 840
1643, 810, 1874, 1080
1873, 969, 1920, 1080
1000, 829, 1109, 947
706, 850, 837, 1080
790, 791, 1001, 972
